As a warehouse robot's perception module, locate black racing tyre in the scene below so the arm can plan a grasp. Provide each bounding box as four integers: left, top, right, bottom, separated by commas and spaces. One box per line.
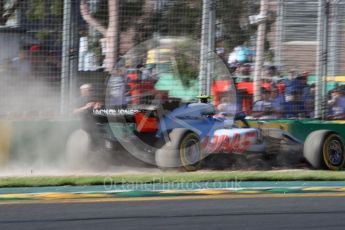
155, 129, 203, 171
303, 130, 345, 170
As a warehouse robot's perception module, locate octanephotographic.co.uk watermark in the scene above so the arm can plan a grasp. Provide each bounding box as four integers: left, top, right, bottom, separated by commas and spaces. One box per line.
103, 177, 242, 191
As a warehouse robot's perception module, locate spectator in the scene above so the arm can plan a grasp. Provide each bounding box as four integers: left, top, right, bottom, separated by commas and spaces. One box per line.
134, 64, 143, 80
227, 44, 253, 68
270, 87, 284, 118
327, 88, 345, 118
299, 71, 311, 98
106, 68, 128, 107
73, 83, 102, 134
141, 67, 153, 80
228, 46, 240, 67
286, 69, 298, 80
305, 83, 315, 118
73, 84, 102, 115
216, 47, 226, 62
252, 89, 278, 119
236, 44, 253, 63
283, 70, 303, 98
266, 65, 284, 85
234, 63, 252, 83
282, 91, 306, 118
261, 69, 273, 91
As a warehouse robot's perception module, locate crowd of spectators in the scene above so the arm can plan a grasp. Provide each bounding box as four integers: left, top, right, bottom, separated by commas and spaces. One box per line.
3, 42, 345, 121
79, 59, 345, 121
327, 86, 345, 119
225, 44, 345, 119
231, 62, 345, 119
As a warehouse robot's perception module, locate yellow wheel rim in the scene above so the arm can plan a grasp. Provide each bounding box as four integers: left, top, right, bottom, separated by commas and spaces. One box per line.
322, 134, 345, 170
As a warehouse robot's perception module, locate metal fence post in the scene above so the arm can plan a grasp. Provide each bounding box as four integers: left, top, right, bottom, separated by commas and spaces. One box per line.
61, 0, 72, 116
61, 0, 79, 117
253, 0, 268, 102
328, 0, 339, 77
69, 0, 80, 115
199, 0, 209, 96
315, 0, 327, 118
206, 0, 216, 96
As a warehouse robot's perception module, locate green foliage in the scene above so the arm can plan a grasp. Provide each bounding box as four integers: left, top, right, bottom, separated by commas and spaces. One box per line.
88, 39, 103, 59
91, 0, 145, 31
91, 0, 108, 27
216, 0, 253, 51
119, 0, 144, 31
175, 42, 199, 87
26, 0, 46, 21
175, 52, 198, 87
26, 0, 62, 21
50, 0, 63, 17
85, 0, 253, 52
155, 1, 202, 39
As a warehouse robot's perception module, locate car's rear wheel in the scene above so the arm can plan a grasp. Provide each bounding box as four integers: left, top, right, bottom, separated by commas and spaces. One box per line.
155, 129, 203, 171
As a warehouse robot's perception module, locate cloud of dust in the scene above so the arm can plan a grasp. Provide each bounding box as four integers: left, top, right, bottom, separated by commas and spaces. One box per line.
0, 72, 157, 176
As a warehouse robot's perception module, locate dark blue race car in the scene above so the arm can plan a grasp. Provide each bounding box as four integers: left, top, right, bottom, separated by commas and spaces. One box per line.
87, 96, 341, 171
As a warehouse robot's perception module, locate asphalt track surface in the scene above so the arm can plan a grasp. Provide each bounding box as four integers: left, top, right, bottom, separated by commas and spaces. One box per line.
1, 195, 345, 230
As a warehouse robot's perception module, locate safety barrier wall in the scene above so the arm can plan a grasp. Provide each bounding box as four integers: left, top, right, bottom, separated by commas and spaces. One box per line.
246, 120, 345, 142
0, 120, 80, 166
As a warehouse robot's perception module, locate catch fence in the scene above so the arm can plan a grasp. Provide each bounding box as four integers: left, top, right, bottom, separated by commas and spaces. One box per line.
0, 0, 343, 120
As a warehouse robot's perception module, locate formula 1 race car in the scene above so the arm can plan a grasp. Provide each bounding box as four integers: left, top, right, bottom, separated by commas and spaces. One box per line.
84, 95, 345, 171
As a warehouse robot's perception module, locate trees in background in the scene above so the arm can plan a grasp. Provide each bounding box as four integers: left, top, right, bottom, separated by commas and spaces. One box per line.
0, 0, 62, 26
153, 1, 202, 39
216, 0, 253, 51
152, 0, 258, 52
79, 0, 258, 71
80, 0, 154, 72
80, 0, 120, 72
1, 0, 273, 71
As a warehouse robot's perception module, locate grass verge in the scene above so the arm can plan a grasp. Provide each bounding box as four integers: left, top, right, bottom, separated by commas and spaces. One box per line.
1, 170, 345, 187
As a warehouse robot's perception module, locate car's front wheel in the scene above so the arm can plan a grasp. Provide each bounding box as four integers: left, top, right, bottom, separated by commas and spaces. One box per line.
304, 130, 345, 170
